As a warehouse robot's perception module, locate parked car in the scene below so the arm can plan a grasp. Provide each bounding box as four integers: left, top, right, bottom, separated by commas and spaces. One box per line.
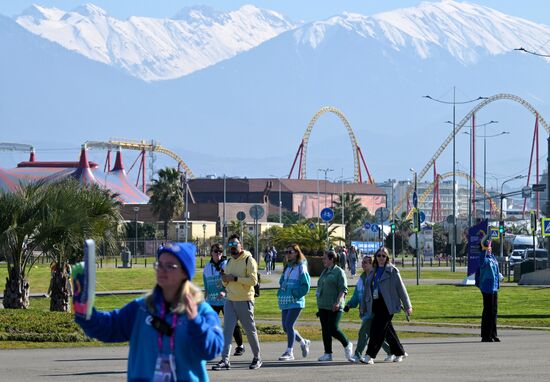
521, 249, 549, 261
509, 249, 525, 266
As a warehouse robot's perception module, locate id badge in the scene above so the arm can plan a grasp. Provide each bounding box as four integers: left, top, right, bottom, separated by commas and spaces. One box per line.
373, 288, 379, 300
153, 354, 176, 382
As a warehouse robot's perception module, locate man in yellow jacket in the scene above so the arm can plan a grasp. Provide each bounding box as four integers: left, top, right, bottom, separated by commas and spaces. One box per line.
212, 234, 262, 371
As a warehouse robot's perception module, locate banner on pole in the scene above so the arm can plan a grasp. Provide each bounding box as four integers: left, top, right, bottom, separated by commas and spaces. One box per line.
467, 219, 488, 276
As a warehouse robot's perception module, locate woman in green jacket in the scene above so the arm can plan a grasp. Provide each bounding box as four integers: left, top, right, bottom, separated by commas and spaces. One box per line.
316, 250, 353, 362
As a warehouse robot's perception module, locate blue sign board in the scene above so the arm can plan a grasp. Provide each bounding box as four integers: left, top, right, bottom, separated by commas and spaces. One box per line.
309, 222, 316, 229
419, 211, 426, 223
467, 219, 488, 276
543, 218, 550, 237
320, 207, 334, 222
363, 222, 371, 230
490, 227, 499, 240
413, 192, 418, 208
371, 224, 379, 232
351, 241, 383, 255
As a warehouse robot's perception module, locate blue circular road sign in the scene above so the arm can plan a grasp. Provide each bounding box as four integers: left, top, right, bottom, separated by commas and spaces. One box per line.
419, 211, 426, 223
371, 224, 379, 232
309, 222, 316, 229
363, 222, 371, 230
320, 207, 334, 222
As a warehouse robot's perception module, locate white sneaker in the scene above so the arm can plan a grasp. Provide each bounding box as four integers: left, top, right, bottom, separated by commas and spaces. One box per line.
384, 354, 396, 362
318, 353, 333, 362
393, 356, 404, 363
360, 355, 374, 365
349, 354, 361, 363
278, 352, 294, 361
344, 342, 354, 361
404, 352, 409, 358
300, 339, 311, 358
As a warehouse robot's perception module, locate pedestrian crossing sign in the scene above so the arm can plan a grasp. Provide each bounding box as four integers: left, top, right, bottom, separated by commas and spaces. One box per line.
542, 218, 550, 237
489, 227, 499, 240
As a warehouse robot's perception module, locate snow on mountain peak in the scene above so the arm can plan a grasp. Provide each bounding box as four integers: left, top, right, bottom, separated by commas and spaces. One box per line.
295, 0, 550, 64
70, 3, 108, 18
15, 3, 298, 81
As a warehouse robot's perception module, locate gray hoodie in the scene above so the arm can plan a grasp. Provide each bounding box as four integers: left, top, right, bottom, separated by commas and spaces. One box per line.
364, 263, 412, 315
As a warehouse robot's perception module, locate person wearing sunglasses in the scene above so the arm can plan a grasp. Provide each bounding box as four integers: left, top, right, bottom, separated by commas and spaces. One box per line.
316, 249, 354, 362
75, 242, 223, 382
212, 234, 262, 371
203, 243, 245, 356
277, 244, 312, 361
362, 246, 412, 365
344, 255, 392, 363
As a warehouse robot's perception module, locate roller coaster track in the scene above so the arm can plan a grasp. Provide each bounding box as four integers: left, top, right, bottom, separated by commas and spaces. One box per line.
405, 170, 500, 220
393, 93, 550, 216
85, 139, 194, 177
289, 106, 374, 183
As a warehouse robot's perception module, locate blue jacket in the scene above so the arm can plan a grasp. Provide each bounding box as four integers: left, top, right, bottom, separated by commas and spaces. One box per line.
475, 253, 500, 293
75, 288, 223, 382
277, 261, 310, 310
345, 272, 372, 320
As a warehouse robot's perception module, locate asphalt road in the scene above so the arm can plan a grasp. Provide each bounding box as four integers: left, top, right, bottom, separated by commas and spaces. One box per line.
1, 328, 548, 382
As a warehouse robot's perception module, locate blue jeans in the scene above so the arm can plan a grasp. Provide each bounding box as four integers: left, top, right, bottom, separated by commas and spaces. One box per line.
281, 308, 304, 348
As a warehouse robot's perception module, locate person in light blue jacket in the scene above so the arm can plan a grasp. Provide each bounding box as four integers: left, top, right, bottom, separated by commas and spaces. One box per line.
75, 242, 223, 382
475, 236, 502, 342
277, 243, 311, 361
344, 255, 391, 363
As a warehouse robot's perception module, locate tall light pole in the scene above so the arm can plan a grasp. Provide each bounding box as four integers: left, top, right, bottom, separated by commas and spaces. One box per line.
424, 89, 486, 272
410, 168, 420, 286
379, 180, 397, 259
182, 172, 189, 242
223, 175, 227, 256
499, 175, 526, 258
270, 174, 288, 225
133, 206, 139, 262
202, 223, 207, 256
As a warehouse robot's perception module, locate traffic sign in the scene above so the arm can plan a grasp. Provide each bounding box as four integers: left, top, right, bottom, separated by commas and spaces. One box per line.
490, 227, 499, 240
363, 222, 371, 230
542, 218, 550, 237
249, 204, 264, 220
309, 222, 316, 229
413, 192, 418, 208
530, 211, 537, 234
375, 207, 390, 222
419, 211, 426, 223
320, 207, 334, 222
371, 224, 379, 232
236, 211, 246, 221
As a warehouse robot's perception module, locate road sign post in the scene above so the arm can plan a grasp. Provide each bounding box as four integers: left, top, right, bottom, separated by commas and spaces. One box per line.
249, 205, 264, 263
320, 207, 334, 248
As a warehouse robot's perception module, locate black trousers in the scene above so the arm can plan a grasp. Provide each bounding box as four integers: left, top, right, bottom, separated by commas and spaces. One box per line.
366, 296, 405, 358
481, 292, 498, 340
212, 304, 243, 347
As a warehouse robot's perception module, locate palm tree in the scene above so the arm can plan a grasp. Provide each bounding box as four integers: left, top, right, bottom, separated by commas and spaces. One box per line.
36, 180, 122, 312
332, 193, 373, 244
395, 211, 413, 256
0, 183, 46, 309
272, 222, 341, 255
148, 167, 184, 239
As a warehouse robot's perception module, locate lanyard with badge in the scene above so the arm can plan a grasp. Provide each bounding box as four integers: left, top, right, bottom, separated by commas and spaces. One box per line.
153, 302, 177, 382
372, 267, 384, 300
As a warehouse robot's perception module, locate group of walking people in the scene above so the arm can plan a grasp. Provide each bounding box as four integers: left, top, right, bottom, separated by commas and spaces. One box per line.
72, 235, 413, 381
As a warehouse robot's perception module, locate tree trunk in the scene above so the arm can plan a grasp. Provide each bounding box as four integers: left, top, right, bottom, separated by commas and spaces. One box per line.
163, 220, 168, 240
49, 267, 71, 312
3, 268, 30, 309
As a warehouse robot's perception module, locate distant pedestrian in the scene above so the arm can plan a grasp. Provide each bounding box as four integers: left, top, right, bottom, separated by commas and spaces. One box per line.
277, 244, 311, 361
264, 248, 272, 275
363, 246, 412, 364
270, 246, 278, 272
475, 235, 502, 342
338, 246, 347, 271
344, 255, 392, 363
316, 250, 354, 362
203, 243, 245, 356
348, 246, 358, 278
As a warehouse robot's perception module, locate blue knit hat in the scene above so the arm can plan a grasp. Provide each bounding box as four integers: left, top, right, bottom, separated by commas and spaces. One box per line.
157, 242, 196, 280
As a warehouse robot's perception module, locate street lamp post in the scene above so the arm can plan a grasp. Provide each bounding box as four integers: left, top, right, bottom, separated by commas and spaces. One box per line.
133, 206, 139, 265
379, 180, 397, 259
499, 175, 526, 258
182, 172, 189, 242
270, 174, 288, 225
202, 223, 207, 268
424, 89, 486, 272
410, 169, 420, 286
223, 175, 227, 256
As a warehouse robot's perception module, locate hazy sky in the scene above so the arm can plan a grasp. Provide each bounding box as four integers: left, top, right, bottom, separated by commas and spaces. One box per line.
1, 0, 549, 25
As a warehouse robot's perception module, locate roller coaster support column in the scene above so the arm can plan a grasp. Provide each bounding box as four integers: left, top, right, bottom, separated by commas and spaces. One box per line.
547, 136, 550, 263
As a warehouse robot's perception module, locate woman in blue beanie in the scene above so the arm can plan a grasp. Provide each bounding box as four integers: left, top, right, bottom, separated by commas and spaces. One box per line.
75, 242, 224, 382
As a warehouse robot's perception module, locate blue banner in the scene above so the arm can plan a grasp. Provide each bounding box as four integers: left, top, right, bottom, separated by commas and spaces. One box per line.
467, 219, 488, 276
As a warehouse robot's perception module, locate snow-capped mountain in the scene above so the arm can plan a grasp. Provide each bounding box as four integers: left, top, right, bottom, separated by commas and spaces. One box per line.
15, 3, 297, 81
294, 0, 550, 63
